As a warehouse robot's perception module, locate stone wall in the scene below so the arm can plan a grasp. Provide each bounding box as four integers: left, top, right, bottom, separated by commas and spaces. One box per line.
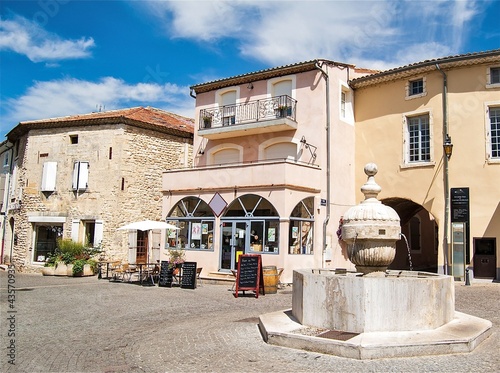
8, 122, 193, 272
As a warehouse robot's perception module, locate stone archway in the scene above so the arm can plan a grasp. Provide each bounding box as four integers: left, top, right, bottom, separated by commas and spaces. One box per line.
383, 198, 438, 272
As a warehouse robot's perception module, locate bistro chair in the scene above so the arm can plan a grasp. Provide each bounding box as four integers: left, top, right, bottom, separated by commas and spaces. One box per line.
196, 267, 203, 286
109, 261, 122, 281
277, 268, 284, 289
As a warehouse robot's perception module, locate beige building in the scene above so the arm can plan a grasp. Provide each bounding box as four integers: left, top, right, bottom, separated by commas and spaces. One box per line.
351, 49, 500, 280
3, 107, 194, 272
162, 60, 371, 283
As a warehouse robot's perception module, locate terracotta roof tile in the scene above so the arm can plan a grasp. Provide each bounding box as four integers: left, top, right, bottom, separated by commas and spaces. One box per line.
7, 106, 194, 141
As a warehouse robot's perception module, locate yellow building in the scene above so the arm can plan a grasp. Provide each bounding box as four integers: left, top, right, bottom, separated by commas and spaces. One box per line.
351, 49, 500, 280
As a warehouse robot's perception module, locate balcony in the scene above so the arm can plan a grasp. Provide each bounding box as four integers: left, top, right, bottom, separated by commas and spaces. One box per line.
163, 159, 320, 194
199, 95, 297, 140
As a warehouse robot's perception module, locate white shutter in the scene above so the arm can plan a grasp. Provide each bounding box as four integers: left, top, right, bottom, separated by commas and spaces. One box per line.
151, 230, 161, 263
128, 231, 137, 264
41, 161, 57, 191
71, 219, 80, 242
94, 220, 103, 247
72, 162, 89, 190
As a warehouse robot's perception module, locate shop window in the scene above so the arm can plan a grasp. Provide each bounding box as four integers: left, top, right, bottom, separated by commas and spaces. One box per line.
167, 197, 215, 250
289, 197, 314, 254
33, 225, 62, 263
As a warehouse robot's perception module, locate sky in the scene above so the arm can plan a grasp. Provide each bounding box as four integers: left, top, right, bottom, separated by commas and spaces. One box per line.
0, 0, 499, 137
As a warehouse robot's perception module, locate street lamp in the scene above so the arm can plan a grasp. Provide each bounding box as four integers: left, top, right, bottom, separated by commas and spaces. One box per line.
443, 134, 453, 160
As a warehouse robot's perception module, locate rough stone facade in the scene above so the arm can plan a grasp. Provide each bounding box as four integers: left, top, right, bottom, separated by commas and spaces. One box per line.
4, 107, 193, 272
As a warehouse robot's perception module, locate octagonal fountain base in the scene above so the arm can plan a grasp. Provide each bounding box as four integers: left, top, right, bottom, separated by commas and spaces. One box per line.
258, 269, 492, 359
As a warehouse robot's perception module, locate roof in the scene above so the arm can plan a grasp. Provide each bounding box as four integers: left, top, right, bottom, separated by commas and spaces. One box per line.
190, 59, 356, 94
349, 49, 500, 88
6, 106, 194, 141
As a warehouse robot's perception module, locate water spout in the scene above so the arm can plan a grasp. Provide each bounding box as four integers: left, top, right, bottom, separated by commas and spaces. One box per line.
400, 233, 413, 271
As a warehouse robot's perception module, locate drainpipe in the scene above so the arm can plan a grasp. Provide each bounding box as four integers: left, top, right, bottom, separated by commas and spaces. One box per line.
436, 63, 449, 275
315, 61, 330, 268
1, 142, 14, 264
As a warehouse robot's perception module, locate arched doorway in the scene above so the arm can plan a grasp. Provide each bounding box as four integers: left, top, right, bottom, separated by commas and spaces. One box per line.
220, 194, 279, 272
383, 198, 438, 272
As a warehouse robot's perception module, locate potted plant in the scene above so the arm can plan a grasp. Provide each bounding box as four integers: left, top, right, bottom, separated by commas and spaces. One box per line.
45, 239, 102, 277
167, 248, 186, 275
202, 114, 212, 128
276, 105, 290, 118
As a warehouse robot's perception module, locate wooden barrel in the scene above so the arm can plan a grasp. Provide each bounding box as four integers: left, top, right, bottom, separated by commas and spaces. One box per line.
262, 266, 278, 294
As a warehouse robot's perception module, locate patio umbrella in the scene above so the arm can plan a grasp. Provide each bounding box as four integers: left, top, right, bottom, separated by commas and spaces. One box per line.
117, 220, 179, 231
117, 220, 179, 264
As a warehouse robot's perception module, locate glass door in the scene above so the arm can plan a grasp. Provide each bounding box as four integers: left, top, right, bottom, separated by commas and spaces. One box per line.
220, 221, 247, 271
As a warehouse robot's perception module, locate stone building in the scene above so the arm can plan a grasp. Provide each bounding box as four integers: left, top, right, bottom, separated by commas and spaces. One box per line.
3, 106, 193, 272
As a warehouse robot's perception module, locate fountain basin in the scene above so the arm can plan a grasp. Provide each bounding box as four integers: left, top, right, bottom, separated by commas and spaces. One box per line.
292, 269, 454, 333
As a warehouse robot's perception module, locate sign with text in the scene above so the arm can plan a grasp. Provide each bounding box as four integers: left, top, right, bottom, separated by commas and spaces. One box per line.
181, 261, 197, 289
234, 254, 264, 298
158, 261, 173, 287
451, 188, 470, 222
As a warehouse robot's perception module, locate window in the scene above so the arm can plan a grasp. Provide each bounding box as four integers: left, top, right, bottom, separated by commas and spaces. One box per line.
406, 114, 431, 163
72, 161, 89, 190
489, 107, 500, 159
33, 225, 62, 263
167, 197, 215, 250
339, 85, 354, 124
289, 197, 314, 254
487, 67, 500, 87
406, 77, 426, 99
70, 135, 78, 144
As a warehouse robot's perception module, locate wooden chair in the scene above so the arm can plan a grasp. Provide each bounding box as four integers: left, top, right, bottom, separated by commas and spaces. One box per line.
277, 268, 284, 289
196, 267, 203, 286
109, 261, 122, 281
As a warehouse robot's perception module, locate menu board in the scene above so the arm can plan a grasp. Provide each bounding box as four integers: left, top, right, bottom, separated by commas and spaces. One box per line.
158, 261, 173, 287
234, 254, 263, 298
181, 261, 197, 289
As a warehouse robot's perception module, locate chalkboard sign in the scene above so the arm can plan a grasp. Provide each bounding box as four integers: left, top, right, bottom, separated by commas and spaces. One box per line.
181, 261, 197, 289
158, 261, 173, 287
234, 254, 264, 298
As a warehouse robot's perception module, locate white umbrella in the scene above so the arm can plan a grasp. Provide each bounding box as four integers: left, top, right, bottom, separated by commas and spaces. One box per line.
117, 220, 179, 265
117, 220, 179, 231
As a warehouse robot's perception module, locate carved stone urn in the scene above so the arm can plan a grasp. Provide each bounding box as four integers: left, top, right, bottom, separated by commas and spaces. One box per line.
341, 163, 401, 274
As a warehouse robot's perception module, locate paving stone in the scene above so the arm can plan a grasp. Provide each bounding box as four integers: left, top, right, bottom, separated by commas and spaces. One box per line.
0, 271, 498, 372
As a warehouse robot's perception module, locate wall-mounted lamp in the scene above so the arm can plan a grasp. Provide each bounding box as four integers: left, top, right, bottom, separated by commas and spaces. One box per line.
300, 136, 307, 144
300, 136, 317, 160
443, 134, 453, 160
247, 82, 254, 90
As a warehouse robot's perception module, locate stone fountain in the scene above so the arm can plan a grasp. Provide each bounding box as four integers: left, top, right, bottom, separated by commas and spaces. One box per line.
258, 163, 492, 359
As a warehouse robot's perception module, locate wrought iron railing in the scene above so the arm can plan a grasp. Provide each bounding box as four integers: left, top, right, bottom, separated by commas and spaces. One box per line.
199, 95, 297, 129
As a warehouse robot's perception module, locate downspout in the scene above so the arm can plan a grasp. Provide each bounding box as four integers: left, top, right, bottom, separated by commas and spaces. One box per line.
436, 63, 449, 275
315, 61, 330, 268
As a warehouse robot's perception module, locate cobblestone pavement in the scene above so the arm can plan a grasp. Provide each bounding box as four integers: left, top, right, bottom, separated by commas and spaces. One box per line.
1, 270, 498, 373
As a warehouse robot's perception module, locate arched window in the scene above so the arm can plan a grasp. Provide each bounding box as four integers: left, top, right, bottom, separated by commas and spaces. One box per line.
223, 194, 280, 253
264, 142, 297, 161
167, 197, 215, 251
289, 197, 314, 254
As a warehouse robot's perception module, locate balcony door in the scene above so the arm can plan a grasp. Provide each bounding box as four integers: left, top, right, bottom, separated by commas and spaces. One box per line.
221, 90, 236, 126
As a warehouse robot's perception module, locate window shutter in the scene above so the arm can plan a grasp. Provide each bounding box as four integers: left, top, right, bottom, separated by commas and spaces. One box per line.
94, 220, 104, 247
72, 162, 89, 190
71, 219, 80, 242
41, 161, 57, 192
128, 231, 137, 264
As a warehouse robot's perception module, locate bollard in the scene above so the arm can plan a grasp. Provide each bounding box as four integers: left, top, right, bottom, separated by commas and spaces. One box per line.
465, 267, 470, 286
97, 263, 102, 279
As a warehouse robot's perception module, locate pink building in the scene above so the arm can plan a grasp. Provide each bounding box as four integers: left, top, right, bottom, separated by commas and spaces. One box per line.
162, 60, 369, 283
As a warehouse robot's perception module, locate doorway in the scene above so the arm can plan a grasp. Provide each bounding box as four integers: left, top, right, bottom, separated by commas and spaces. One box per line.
220, 221, 247, 271
473, 238, 496, 279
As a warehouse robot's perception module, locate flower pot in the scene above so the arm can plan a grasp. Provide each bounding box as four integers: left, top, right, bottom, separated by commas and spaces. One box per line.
66, 264, 75, 276
83, 264, 94, 276
42, 266, 55, 276
54, 263, 68, 276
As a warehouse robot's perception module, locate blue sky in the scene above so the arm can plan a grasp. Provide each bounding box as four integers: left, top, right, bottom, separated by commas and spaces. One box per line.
1, 0, 499, 137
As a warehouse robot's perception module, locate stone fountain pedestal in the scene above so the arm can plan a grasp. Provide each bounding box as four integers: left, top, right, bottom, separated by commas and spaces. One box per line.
258, 164, 492, 359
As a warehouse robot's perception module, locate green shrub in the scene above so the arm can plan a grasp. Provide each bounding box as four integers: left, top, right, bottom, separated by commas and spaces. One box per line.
72, 259, 86, 275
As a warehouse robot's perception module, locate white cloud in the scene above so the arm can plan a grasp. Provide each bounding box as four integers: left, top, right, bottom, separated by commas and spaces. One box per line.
2, 77, 194, 131
136, 0, 485, 69
0, 15, 94, 62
